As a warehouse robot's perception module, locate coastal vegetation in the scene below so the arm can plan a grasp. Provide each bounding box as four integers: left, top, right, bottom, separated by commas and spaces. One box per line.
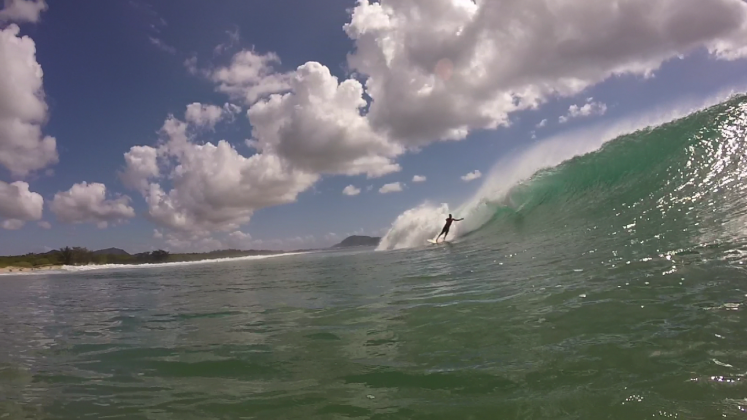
0, 236, 381, 270
0, 247, 282, 269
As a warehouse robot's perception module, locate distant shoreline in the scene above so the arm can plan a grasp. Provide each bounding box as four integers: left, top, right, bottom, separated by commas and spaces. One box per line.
0, 236, 382, 274
0, 265, 63, 274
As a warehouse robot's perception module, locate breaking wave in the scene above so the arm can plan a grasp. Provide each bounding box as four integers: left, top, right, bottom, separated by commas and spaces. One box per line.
378, 92, 747, 251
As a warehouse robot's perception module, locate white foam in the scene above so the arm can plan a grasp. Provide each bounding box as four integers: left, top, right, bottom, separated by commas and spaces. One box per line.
377, 87, 747, 251
0, 252, 308, 276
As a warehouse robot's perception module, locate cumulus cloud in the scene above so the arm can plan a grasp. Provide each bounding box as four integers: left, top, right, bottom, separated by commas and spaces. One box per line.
206, 50, 406, 179
121, 113, 318, 234
184, 102, 240, 128
211, 50, 292, 105
461, 170, 482, 182
248, 62, 402, 178
119, 145, 160, 191
0, 180, 42, 229
342, 0, 747, 146
143, 139, 316, 234
185, 103, 222, 127
412, 175, 426, 183
0, 0, 47, 23
0, 24, 58, 177
37, 220, 50, 229
536, 119, 548, 128
379, 182, 403, 194
121, 102, 241, 192
342, 185, 361, 196
50, 182, 135, 228
559, 98, 608, 123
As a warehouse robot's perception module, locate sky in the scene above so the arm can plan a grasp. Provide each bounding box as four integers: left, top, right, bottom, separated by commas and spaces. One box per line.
2, 0, 747, 255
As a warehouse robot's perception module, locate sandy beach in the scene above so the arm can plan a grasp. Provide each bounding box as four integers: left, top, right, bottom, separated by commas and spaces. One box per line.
0, 265, 63, 274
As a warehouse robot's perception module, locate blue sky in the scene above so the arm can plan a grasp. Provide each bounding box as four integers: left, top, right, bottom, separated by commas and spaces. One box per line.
2, 0, 747, 255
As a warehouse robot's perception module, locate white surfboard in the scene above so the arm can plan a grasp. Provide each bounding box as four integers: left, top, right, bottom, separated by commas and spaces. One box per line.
427, 239, 448, 245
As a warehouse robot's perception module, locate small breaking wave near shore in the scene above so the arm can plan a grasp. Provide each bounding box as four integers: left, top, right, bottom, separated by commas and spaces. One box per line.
0, 252, 307, 276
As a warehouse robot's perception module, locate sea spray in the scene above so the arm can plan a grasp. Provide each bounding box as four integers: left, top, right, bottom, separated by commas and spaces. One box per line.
377, 203, 451, 250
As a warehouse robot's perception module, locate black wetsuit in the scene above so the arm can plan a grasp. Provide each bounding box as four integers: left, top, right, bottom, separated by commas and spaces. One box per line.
441, 217, 455, 235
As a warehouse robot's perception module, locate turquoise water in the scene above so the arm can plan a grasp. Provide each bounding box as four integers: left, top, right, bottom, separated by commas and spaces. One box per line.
3, 97, 747, 418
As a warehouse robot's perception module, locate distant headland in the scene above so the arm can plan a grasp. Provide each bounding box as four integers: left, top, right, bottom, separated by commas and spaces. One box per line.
0, 235, 382, 274
332, 235, 381, 248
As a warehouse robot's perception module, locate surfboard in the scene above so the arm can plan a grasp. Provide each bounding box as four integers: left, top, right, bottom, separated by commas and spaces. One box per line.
427, 239, 448, 245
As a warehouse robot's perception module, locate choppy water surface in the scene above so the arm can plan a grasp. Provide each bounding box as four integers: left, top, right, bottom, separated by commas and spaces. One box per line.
2, 243, 747, 419
4, 97, 747, 419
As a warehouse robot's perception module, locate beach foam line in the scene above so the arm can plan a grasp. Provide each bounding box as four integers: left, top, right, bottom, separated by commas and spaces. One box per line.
0, 252, 310, 276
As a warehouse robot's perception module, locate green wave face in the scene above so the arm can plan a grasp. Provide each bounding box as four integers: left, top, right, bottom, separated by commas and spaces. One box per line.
473, 96, 747, 260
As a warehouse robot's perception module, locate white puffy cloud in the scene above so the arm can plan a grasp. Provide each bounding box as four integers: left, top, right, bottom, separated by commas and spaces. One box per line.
185, 102, 221, 127
536, 119, 548, 128
50, 182, 135, 228
211, 50, 292, 105
343, 0, 747, 146
461, 170, 482, 182
121, 103, 243, 192
185, 102, 240, 128
342, 185, 361, 196
379, 182, 403, 194
0, 24, 57, 177
0, 0, 47, 23
0, 180, 42, 229
412, 175, 426, 183
559, 98, 607, 123
143, 143, 316, 233
122, 114, 318, 234
248, 62, 402, 178
37, 220, 50, 229
119, 145, 160, 192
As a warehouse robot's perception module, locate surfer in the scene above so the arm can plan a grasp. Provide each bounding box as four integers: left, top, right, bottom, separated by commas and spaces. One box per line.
435, 214, 463, 243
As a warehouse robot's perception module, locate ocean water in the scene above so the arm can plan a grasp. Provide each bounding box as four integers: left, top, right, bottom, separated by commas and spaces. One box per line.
3, 96, 747, 419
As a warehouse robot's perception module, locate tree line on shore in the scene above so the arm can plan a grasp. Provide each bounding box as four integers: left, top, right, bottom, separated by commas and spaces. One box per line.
0, 247, 282, 269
